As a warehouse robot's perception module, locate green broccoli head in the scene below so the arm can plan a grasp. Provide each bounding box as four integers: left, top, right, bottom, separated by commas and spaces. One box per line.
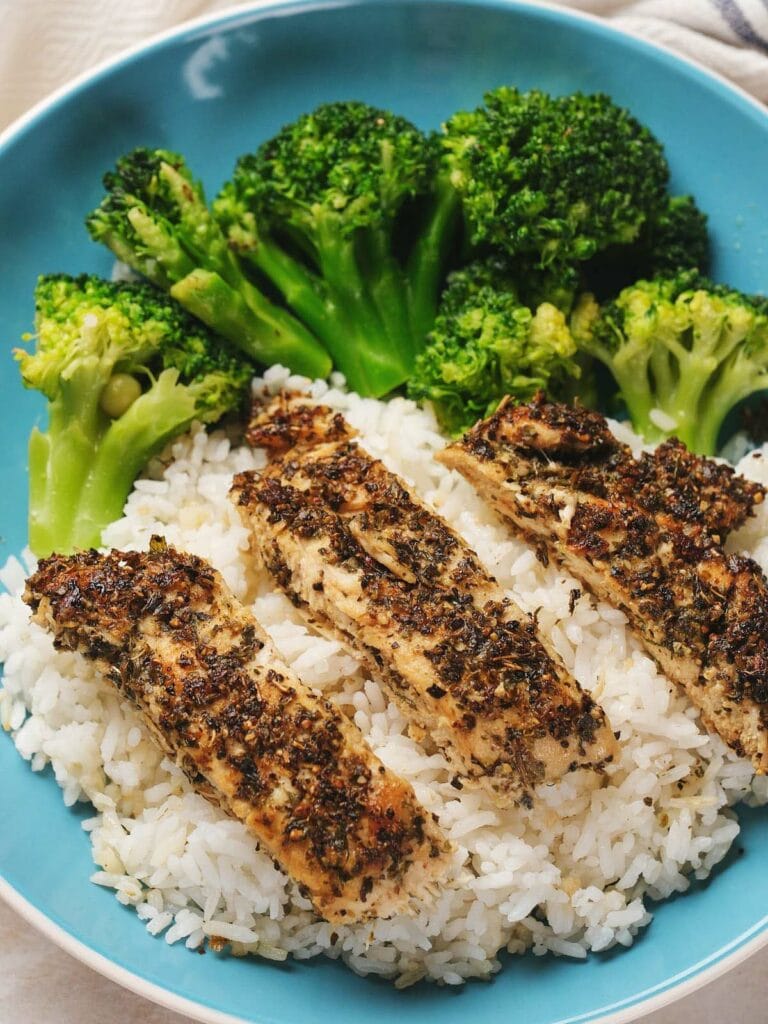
86, 148, 217, 289
408, 260, 582, 435
583, 194, 710, 298
638, 194, 710, 276
433, 256, 519, 314
87, 149, 333, 379
22, 274, 250, 416
437, 246, 582, 316
441, 88, 669, 270
24, 274, 163, 399
17, 274, 252, 557
218, 101, 436, 245
574, 270, 768, 454
213, 101, 447, 397
506, 261, 583, 314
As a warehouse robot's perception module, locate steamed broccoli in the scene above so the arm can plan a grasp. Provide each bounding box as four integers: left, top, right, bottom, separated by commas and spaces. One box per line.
16, 275, 251, 557
638, 195, 710, 277
573, 271, 768, 455
407, 260, 584, 434
214, 101, 459, 396
86, 148, 331, 380
472, 196, 706, 314
440, 88, 669, 274
503, 261, 583, 315
584, 194, 710, 298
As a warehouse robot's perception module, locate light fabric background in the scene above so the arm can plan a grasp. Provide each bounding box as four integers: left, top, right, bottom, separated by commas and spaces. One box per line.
1, 1, 768, 1021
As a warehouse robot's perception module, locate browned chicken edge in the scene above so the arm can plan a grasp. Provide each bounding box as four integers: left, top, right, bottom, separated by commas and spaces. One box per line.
439, 394, 768, 773
235, 393, 619, 808
23, 539, 452, 924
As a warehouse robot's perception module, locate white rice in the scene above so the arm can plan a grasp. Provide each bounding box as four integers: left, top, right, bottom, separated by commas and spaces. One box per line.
2, 363, 767, 985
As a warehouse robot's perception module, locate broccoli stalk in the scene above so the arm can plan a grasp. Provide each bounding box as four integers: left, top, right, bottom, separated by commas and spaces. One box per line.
17, 275, 251, 557
573, 272, 768, 455
406, 172, 462, 342
407, 260, 585, 435
86, 149, 331, 381
214, 102, 459, 396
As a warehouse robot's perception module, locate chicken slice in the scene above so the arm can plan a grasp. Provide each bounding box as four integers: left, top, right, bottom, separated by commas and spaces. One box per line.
232, 394, 618, 807
466, 393, 763, 540
439, 395, 768, 771
24, 540, 451, 924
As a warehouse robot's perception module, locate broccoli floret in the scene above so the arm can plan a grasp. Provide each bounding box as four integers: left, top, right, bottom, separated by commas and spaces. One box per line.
584, 194, 710, 298
16, 275, 252, 557
639, 195, 709, 276
407, 261, 584, 435
441, 88, 668, 272
437, 250, 582, 314
214, 101, 459, 396
86, 148, 331, 380
505, 262, 583, 315
573, 271, 768, 454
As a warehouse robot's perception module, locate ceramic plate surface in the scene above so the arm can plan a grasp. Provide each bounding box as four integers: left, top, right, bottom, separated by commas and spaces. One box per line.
1, 3, 768, 1021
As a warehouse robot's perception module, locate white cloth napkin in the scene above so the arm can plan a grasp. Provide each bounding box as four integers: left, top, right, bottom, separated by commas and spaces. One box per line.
1, 0, 767, 133
560, 0, 768, 102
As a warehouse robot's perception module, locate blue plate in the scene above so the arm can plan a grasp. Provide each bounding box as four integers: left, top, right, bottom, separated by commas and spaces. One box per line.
2, 2, 768, 1021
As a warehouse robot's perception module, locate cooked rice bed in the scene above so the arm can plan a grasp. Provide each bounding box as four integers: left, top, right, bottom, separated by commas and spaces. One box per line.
1, 365, 767, 985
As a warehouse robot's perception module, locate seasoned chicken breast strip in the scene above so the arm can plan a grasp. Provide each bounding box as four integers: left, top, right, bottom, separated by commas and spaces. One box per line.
462, 394, 763, 540
439, 395, 768, 771
24, 541, 450, 924
232, 394, 617, 807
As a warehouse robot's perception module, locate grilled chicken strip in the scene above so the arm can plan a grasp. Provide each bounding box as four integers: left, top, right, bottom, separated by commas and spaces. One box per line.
24, 541, 450, 924
232, 394, 617, 807
461, 394, 763, 541
637, 438, 763, 538
439, 395, 768, 771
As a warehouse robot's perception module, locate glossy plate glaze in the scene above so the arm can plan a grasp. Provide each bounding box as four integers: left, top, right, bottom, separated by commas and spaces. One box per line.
1, 3, 768, 1022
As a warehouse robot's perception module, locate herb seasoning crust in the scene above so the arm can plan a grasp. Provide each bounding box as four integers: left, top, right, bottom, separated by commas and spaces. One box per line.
233, 393, 617, 808
439, 394, 768, 771
24, 540, 451, 924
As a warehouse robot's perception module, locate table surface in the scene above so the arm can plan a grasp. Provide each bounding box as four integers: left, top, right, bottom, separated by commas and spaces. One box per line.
1, 896, 766, 1024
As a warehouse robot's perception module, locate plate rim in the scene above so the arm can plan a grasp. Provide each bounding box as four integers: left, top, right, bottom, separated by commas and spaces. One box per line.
2, 1, 768, 1022
4, 869, 768, 1024
2, 0, 768, 155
